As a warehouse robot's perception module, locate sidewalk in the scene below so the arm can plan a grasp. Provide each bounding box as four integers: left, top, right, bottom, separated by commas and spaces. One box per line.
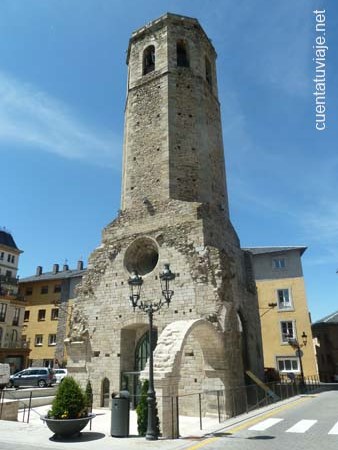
0, 396, 307, 450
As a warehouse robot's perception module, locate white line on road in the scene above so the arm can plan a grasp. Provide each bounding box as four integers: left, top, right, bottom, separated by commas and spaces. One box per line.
248, 418, 283, 431
328, 421, 338, 435
286, 420, 317, 433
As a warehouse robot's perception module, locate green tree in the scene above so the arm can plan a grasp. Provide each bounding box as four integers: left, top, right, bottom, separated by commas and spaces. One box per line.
48, 377, 87, 419
136, 380, 160, 436
84, 379, 93, 412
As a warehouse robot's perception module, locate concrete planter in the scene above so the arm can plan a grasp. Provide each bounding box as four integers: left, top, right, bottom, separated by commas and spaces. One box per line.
41, 413, 96, 438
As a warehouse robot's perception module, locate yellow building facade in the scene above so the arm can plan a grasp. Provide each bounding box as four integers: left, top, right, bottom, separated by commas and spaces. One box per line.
19, 262, 85, 367
246, 247, 318, 379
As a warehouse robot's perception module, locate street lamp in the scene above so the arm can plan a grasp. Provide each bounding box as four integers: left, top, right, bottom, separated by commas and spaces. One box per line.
128, 263, 175, 441
288, 331, 308, 391
259, 302, 277, 318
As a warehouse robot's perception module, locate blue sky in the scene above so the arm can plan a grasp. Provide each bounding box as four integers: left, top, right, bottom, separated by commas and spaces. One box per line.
1, 0, 336, 322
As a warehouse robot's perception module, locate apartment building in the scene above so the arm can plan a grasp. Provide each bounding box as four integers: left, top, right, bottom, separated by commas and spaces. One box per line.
245, 246, 318, 379
0, 229, 30, 372
312, 311, 338, 382
19, 261, 85, 367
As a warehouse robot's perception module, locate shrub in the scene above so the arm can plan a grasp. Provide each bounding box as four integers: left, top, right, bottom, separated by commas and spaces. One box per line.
84, 379, 93, 411
136, 380, 148, 436
48, 376, 87, 419
136, 379, 160, 436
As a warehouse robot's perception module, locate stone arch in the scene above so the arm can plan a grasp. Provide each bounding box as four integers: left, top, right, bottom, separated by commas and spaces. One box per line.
143, 45, 155, 75
176, 40, 189, 67
152, 319, 226, 381
237, 310, 249, 372
145, 319, 227, 438
205, 55, 212, 87
101, 377, 110, 407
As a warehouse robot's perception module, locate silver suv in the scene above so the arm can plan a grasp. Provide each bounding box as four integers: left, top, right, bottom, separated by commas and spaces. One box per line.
8, 368, 56, 388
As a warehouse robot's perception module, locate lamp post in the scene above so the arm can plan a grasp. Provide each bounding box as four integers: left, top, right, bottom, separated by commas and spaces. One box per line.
288, 331, 308, 391
259, 302, 277, 318
128, 263, 175, 441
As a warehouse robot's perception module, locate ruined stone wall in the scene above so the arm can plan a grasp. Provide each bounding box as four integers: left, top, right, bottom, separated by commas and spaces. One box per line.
66, 15, 264, 421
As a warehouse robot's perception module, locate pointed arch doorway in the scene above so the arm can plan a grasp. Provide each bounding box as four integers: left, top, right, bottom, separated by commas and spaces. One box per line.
122, 328, 158, 409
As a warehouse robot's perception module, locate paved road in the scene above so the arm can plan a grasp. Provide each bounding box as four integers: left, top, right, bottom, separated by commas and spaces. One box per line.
193, 391, 338, 450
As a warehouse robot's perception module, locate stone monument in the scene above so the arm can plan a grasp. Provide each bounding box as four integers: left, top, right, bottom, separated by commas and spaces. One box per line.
66, 13, 264, 438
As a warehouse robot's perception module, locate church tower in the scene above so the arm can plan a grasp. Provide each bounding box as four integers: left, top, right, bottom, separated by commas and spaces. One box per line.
122, 13, 229, 217
66, 13, 263, 438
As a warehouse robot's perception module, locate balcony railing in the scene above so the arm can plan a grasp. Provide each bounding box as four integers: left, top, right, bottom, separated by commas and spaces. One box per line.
0, 275, 19, 286
0, 288, 25, 302
4, 339, 30, 349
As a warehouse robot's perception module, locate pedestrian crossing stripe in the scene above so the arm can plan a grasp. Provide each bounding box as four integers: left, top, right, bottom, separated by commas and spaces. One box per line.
247, 417, 338, 434
248, 418, 283, 431
286, 420, 317, 433
328, 422, 338, 435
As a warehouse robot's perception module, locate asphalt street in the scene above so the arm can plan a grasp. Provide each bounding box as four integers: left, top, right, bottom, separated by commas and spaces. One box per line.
195, 391, 338, 450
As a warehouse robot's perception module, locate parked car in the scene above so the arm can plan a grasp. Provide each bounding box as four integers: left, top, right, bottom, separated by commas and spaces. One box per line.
54, 368, 68, 384
7, 367, 56, 388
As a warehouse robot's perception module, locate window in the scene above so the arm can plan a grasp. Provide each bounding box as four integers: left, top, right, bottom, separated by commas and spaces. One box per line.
0, 252, 4, 260
48, 334, 57, 346
5, 270, 12, 278
35, 334, 43, 346
51, 308, 59, 320
273, 258, 286, 269
135, 330, 158, 371
24, 310, 30, 321
281, 321, 295, 343
11, 329, 18, 344
277, 289, 292, 310
177, 40, 189, 67
54, 284, 61, 293
0, 303, 7, 322
38, 309, 46, 321
7, 254, 11, 262
143, 45, 155, 75
0, 327, 3, 345
205, 56, 212, 87
41, 286, 48, 294
25, 287, 33, 296
11, 255, 15, 264
277, 357, 299, 373
12, 308, 20, 326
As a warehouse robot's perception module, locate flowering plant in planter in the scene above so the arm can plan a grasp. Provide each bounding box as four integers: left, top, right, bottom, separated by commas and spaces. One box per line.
47, 376, 88, 420
43, 376, 95, 439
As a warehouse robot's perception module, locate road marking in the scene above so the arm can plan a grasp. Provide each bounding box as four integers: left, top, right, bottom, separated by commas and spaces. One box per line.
186, 437, 219, 450
185, 397, 311, 450
286, 419, 317, 433
225, 397, 310, 434
328, 421, 338, 435
248, 418, 283, 431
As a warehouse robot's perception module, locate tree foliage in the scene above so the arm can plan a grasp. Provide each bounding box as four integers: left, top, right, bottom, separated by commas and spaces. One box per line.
84, 379, 93, 411
48, 376, 87, 419
136, 379, 160, 436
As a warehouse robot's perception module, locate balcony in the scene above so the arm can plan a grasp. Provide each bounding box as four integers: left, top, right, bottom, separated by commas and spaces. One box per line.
0, 281, 25, 301
4, 339, 30, 349
0, 274, 19, 287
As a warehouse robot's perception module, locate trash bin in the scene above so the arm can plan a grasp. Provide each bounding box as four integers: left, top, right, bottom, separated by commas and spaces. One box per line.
111, 393, 130, 437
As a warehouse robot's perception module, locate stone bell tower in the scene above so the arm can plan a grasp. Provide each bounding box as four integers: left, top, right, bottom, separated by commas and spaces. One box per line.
66, 13, 263, 439
122, 13, 229, 216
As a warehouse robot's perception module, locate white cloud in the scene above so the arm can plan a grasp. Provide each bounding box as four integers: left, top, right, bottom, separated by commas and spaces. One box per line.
0, 71, 121, 167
